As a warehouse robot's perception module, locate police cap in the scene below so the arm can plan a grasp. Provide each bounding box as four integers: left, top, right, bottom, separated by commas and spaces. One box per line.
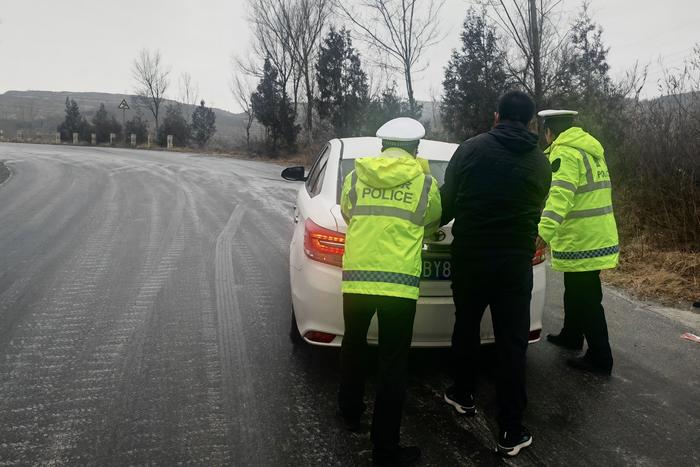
537, 109, 579, 119
376, 118, 425, 142
538, 109, 578, 134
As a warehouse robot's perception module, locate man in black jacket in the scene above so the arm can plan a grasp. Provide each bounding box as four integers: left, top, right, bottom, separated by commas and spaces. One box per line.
440, 91, 551, 457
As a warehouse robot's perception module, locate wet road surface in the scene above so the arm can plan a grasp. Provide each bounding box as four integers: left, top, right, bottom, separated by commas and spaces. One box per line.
0, 142, 698, 466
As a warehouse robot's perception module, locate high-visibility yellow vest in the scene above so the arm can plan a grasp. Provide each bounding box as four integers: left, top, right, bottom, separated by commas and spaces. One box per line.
341, 148, 442, 300
538, 127, 619, 272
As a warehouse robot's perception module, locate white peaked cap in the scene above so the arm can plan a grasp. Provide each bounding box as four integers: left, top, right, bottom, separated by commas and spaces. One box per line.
537, 109, 579, 118
376, 117, 425, 141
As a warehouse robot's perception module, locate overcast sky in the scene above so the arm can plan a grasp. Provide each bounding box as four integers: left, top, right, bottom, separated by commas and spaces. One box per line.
1, 0, 698, 113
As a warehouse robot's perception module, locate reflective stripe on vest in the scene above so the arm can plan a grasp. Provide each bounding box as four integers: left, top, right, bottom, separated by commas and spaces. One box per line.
542, 210, 564, 223
347, 174, 432, 226
342, 270, 421, 287
542, 204, 613, 224
552, 245, 620, 260
551, 179, 577, 192
351, 205, 414, 222
412, 175, 432, 224
567, 205, 614, 219
349, 171, 358, 209
576, 148, 612, 193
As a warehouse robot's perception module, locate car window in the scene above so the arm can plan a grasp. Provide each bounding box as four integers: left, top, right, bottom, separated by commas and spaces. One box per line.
339, 159, 449, 187
306, 145, 330, 197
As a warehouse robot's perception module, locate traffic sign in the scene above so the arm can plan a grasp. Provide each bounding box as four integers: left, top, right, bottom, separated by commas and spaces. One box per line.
118, 99, 130, 110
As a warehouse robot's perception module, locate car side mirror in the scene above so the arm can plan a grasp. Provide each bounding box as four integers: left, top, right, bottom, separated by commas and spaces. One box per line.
281, 166, 307, 181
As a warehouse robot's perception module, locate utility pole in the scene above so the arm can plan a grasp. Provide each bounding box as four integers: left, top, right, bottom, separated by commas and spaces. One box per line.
529, 0, 543, 136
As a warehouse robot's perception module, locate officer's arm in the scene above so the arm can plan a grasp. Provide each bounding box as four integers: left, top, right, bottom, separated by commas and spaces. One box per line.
423, 177, 442, 237
439, 145, 463, 226
538, 149, 581, 243
340, 171, 353, 224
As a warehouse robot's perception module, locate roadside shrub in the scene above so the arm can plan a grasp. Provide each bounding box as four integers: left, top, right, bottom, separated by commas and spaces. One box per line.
612, 58, 700, 251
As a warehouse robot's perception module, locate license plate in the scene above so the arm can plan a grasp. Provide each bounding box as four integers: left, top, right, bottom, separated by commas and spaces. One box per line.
421, 258, 452, 281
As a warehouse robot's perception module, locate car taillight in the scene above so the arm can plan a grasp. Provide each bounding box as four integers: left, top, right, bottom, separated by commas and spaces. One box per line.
532, 248, 546, 265
304, 218, 345, 267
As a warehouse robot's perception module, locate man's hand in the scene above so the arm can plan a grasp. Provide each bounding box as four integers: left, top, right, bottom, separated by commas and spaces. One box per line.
535, 235, 547, 250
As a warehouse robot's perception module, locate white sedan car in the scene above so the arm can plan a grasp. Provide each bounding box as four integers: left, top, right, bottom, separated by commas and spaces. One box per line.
282, 137, 546, 347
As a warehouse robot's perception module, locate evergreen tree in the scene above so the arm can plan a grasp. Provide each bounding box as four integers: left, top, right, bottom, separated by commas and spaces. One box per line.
364, 84, 420, 135
158, 104, 190, 147
78, 117, 93, 143
57, 97, 82, 141
191, 100, 217, 147
91, 103, 123, 143
564, 3, 612, 105
441, 8, 509, 141
108, 116, 123, 142
316, 27, 369, 137
125, 113, 149, 144
251, 58, 299, 152
556, 3, 626, 152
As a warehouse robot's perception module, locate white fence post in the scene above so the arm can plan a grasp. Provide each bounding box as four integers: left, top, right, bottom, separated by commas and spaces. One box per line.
167, 135, 173, 149
109, 133, 115, 145
73, 132, 79, 144
91, 133, 96, 145
55, 132, 61, 144
130, 133, 136, 147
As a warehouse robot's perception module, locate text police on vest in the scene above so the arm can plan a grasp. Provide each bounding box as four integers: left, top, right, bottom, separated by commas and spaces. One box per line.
361, 187, 415, 204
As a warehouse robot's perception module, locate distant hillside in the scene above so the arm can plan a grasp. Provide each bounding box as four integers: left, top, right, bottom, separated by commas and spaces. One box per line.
0, 90, 253, 145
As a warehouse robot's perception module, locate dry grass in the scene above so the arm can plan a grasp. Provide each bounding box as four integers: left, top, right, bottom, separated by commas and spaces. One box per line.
602, 237, 699, 306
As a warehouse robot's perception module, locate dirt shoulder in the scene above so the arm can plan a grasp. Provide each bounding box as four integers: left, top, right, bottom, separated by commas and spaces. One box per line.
602, 240, 699, 311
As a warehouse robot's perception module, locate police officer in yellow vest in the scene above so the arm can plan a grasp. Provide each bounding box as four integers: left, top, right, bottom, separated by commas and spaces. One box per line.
536, 110, 619, 375
338, 118, 441, 466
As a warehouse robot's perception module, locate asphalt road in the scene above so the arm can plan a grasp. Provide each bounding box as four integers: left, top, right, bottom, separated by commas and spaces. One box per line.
0, 143, 698, 466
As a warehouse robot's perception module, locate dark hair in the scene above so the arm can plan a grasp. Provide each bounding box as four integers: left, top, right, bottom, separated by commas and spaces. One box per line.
497, 90, 535, 125
543, 116, 574, 138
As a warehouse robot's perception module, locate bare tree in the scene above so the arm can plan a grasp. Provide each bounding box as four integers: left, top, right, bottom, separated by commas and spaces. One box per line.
241, 17, 299, 108
478, 0, 570, 112
337, 0, 446, 113
178, 72, 199, 107
231, 73, 256, 149
132, 49, 170, 139
248, 0, 333, 140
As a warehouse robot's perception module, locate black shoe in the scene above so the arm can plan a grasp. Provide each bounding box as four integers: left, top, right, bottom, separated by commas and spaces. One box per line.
546, 333, 583, 350
497, 428, 533, 457
443, 386, 476, 415
567, 354, 612, 375
336, 410, 362, 432
372, 445, 421, 466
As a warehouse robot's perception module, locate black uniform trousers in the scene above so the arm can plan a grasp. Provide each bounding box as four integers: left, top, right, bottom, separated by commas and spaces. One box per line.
338, 293, 417, 450
450, 254, 532, 432
562, 270, 613, 365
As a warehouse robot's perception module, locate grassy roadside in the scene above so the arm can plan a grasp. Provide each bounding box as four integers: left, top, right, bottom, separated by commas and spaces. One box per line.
602, 238, 699, 308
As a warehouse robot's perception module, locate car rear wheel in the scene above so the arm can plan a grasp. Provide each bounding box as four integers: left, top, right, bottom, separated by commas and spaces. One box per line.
290, 307, 303, 345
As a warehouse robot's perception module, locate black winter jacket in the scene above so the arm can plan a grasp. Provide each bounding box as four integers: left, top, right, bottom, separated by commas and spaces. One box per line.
440, 121, 552, 258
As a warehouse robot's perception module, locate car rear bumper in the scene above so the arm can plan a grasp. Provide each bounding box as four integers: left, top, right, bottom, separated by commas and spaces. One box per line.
291, 257, 546, 348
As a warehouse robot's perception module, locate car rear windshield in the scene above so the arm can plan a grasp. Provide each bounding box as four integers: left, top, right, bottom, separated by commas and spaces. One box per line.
339, 158, 449, 188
